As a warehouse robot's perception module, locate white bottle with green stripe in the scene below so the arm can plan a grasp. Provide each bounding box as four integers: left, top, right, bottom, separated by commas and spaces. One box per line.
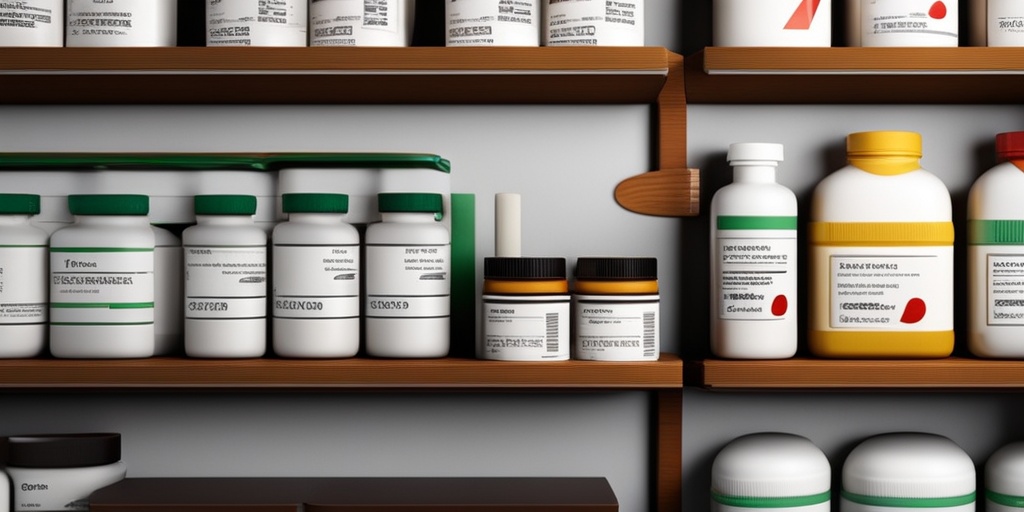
985, 441, 1024, 512
712, 433, 831, 512
710, 143, 798, 359
969, 131, 1024, 358
0, 194, 49, 358
49, 194, 155, 358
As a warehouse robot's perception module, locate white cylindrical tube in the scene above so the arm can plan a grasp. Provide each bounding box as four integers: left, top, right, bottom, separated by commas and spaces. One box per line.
495, 193, 522, 258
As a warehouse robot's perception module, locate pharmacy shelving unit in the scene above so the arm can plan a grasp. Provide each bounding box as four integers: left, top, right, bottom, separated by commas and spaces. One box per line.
0, 46, 689, 512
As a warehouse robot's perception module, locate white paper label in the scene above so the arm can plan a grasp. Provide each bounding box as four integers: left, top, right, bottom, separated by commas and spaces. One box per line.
862, 0, 958, 43
545, 0, 643, 46
482, 296, 569, 360
184, 246, 267, 320
446, 0, 539, 46
988, 0, 1024, 45
273, 244, 360, 320
987, 253, 1024, 325
310, 0, 400, 46
574, 296, 659, 360
50, 248, 154, 325
717, 235, 797, 321
0, 246, 47, 325
0, 0, 62, 46
365, 244, 449, 319
207, 0, 306, 46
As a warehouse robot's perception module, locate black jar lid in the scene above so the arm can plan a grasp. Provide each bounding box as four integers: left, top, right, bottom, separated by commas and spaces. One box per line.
3, 433, 121, 468
574, 257, 658, 280
484, 257, 566, 280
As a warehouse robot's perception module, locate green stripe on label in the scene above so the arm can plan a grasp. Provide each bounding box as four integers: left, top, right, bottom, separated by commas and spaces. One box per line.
718, 216, 798, 230
987, 489, 1024, 507
970, 220, 1024, 245
712, 490, 830, 508
841, 490, 975, 508
50, 247, 154, 253
51, 302, 155, 309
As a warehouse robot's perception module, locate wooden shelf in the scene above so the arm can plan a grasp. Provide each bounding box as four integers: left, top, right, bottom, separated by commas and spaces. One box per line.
0, 353, 682, 391
689, 357, 1024, 390
686, 47, 1024, 104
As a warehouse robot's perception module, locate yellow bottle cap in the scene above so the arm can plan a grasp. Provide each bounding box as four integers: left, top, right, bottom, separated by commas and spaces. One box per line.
847, 131, 922, 158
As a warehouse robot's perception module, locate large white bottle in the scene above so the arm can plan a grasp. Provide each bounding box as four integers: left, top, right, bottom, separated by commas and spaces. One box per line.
710, 143, 798, 359
0, 194, 48, 358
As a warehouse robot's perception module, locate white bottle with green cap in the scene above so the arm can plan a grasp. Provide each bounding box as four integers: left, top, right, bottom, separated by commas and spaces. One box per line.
712, 432, 831, 512
272, 193, 360, 358
710, 142, 798, 359
49, 194, 155, 359
365, 192, 450, 358
183, 195, 267, 358
0, 194, 49, 358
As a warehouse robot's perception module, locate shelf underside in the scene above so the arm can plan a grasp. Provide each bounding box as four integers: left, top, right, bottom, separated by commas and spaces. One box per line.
687, 47, 1024, 104
0, 354, 682, 390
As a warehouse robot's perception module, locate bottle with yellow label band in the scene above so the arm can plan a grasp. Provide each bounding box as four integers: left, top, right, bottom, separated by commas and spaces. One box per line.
809, 131, 954, 358
481, 257, 570, 361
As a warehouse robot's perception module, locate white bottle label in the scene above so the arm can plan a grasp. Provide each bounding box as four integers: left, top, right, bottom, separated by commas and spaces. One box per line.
829, 249, 952, 330
446, 0, 539, 46
0, 246, 47, 325
366, 244, 450, 319
50, 249, 155, 325
482, 295, 569, 360
717, 229, 797, 321
573, 296, 659, 360
861, 0, 958, 45
0, 0, 62, 46
987, 253, 1024, 325
545, 0, 643, 46
184, 246, 267, 320
273, 244, 360, 320
310, 0, 401, 46
66, 0, 168, 44
207, 0, 306, 46
987, 0, 1024, 46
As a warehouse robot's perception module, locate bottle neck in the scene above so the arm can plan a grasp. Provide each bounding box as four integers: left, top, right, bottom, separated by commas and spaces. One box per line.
732, 164, 778, 184
381, 212, 438, 224
287, 213, 346, 225
848, 155, 920, 176
195, 214, 255, 226
0, 214, 32, 226
74, 215, 150, 227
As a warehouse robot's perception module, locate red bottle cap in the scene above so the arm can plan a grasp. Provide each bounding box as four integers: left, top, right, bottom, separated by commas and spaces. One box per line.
996, 132, 1024, 162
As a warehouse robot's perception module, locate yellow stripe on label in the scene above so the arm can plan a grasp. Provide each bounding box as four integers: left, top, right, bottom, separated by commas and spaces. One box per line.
574, 280, 658, 295
484, 279, 568, 295
848, 156, 920, 176
809, 330, 954, 358
809, 222, 954, 246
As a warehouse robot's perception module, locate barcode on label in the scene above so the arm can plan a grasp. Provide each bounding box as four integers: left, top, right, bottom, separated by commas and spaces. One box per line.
546, 312, 559, 353
643, 311, 656, 357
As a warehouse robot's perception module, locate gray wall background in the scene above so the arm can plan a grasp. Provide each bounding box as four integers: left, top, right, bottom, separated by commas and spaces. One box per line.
4, 1, 1024, 510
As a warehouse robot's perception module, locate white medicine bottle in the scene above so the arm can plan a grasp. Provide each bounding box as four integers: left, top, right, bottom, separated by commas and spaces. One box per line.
710, 143, 798, 359
0, 194, 48, 358
272, 193, 361, 358
49, 194, 156, 359
183, 195, 267, 358
365, 193, 450, 358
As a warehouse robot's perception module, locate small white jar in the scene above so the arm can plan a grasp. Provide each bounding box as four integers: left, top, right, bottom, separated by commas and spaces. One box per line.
66, 0, 177, 47
206, 0, 307, 47
0, 0, 63, 47
272, 193, 360, 358
152, 225, 182, 356
841, 433, 975, 511
0, 194, 48, 359
183, 195, 267, 359
543, 0, 644, 46
986, 442, 1024, 511
714, 0, 831, 47
3, 433, 127, 512
49, 195, 156, 359
481, 257, 570, 361
310, 0, 415, 46
712, 433, 831, 512
847, 0, 958, 46
365, 193, 450, 358
445, 0, 541, 47
572, 257, 660, 361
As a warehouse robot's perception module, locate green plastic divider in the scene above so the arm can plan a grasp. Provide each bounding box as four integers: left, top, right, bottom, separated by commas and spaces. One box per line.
450, 193, 476, 358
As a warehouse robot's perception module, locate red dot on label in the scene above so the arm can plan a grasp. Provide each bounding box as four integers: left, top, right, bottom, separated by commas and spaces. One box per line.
929, 1, 947, 19
771, 295, 788, 316
901, 298, 927, 324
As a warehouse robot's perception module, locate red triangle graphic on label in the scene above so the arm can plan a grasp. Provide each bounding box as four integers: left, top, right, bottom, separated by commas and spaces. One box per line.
784, 0, 822, 30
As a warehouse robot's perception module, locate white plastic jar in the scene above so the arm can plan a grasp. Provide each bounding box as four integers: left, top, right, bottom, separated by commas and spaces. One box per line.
310, 0, 415, 46
482, 257, 570, 361
365, 193, 450, 358
841, 433, 975, 511
712, 433, 831, 512
152, 225, 182, 356
0, 0, 63, 47
66, 0, 177, 47
272, 193, 360, 358
710, 143, 798, 359
969, 132, 1024, 358
49, 195, 155, 359
3, 433, 127, 512
183, 195, 267, 359
445, 0, 541, 47
0, 194, 48, 358
847, 0, 958, 46
972, 0, 1024, 46
206, 0, 307, 47
714, 0, 831, 46
985, 442, 1024, 511
543, 0, 644, 46
572, 257, 659, 361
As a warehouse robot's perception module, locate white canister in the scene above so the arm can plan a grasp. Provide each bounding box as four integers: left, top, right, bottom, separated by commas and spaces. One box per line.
841, 433, 975, 511
445, 0, 541, 47
66, 0, 177, 47
711, 433, 831, 511
0, 194, 48, 359
310, 0, 415, 46
543, 0, 644, 46
206, 0, 307, 47
0, 0, 62, 47
713, 0, 831, 47
973, 0, 1024, 46
847, 0, 958, 47
986, 442, 1024, 511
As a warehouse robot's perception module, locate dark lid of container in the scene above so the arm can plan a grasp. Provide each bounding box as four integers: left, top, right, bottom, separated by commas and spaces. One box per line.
194, 195, 257, 216
575, 257, 658, 280
282, 193, 349, 214
485, 257, 566, 280
996, 132, 1024, 162
377, 193, 442, 214
69, 195, 149, 216
0, 193, 41, 215
3, 433, 121, 468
